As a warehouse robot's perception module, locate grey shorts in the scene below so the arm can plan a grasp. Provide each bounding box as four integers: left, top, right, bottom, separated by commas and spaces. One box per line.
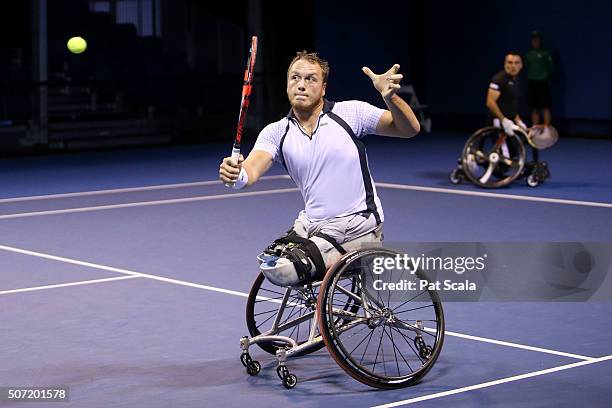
291, 210, 384, 268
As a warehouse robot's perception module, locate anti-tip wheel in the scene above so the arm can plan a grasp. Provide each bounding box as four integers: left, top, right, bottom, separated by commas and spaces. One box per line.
282, 374, 298, 389
527, 173, 540, 187
449, 168, 463, 184
246, 361, 261, 376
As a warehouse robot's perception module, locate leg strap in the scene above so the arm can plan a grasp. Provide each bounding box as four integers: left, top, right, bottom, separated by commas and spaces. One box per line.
313, 232, 347, 255
272, 233, 327, 285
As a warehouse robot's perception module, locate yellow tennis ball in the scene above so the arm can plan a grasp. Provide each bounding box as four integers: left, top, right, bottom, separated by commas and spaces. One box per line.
67, 36, 87, 54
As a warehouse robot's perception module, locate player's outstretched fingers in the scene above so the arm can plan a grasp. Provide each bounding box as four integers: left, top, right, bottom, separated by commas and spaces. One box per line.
385, 64, 400, 74
362, 66, 376, 80
387, 74, 403, 83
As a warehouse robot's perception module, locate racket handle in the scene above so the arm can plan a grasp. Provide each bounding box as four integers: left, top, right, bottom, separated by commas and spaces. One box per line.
224, 146, 242, 187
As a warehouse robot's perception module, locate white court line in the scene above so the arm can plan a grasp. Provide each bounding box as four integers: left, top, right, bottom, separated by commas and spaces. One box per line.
0, 244, 596, 361
2, 177, 609, 223
0, 275, 139, 295
2, 174, 609, 210
377, 182, 612, 209
424, 327, 594, 361
0, 244, 251, 299
0, 188, 298, 220
371, 354, 612, 408
0, 175, 291, 203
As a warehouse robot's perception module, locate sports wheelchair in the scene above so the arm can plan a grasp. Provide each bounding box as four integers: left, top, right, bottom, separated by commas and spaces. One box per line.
239, 247, 445, 389
450, 125, 556, 188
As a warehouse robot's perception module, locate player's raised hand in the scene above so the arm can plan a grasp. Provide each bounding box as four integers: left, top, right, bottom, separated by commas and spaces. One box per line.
362, 64, 403, 100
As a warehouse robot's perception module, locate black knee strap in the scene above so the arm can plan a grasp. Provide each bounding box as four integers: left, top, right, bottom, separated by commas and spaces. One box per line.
284, 248, 311, 283
313, 232, 347, 255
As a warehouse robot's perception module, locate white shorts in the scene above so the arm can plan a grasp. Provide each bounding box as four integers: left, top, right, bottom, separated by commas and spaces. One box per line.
292, 210, 383, 268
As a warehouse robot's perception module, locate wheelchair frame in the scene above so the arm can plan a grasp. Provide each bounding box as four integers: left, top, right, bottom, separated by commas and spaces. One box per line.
240, 248, 445, 389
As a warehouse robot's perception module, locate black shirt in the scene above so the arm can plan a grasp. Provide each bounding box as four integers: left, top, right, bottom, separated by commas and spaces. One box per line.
488, 70, 520, 119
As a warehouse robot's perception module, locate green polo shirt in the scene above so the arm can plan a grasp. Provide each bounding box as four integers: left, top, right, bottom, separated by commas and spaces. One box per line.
525, 49, 554, 81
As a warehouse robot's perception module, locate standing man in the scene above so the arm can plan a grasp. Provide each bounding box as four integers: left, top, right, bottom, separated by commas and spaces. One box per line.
486, 52, 527, 136
218, 51, 420, 286
525, 31, 554, 126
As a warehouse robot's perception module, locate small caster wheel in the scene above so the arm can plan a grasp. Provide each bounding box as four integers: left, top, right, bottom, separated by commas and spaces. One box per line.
414, 336, 432, 359
246, 360, 261, 376
527, 174, 540, 187
277, 366, 297, 388
283, 373, 298, 389
450, 168, 463, 184
240, 353, 251, 367
276, 365, 286, 380
419, 345, 433, 359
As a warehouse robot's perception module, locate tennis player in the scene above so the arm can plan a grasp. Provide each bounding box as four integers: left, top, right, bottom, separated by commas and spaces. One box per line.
486, 52, 528, 136
219, 51, 420, 279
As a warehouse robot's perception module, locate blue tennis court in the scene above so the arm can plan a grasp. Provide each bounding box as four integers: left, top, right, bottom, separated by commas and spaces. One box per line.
1, 133, 611, 407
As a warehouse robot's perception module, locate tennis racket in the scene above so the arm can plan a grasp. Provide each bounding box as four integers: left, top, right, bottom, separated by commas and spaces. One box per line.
225, 35, 258, 187
525, 125, 559, 149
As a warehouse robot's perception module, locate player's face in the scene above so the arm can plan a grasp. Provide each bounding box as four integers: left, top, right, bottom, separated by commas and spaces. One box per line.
504, 55, 523, 77
287, 59, 326, 111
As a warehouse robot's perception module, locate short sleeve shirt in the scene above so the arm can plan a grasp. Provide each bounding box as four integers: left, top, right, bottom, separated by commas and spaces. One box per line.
489, 70, 520, 119
253, 99, 385, 222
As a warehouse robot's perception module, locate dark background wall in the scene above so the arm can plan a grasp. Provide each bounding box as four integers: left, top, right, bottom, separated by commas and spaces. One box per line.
0, 0, 610, 155
315, 0, 612, 133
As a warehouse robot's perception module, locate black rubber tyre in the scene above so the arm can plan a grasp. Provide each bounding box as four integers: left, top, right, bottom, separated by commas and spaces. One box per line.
318, 249, 445, 389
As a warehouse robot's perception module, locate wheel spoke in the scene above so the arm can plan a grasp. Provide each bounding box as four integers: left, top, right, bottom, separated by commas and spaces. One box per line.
372, 326, 385, 373
253, 308, 280, 317
480, 162, 495, 184
392, 290, 429, 312
384, 324, 413, 374
394, 303, 435, 315
347, 325, 376, 356
359, 328, 376, 365
389, 324, 427, 364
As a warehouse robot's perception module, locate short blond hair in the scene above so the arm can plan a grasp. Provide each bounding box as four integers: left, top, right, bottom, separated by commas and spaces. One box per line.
287, 51, 330, 83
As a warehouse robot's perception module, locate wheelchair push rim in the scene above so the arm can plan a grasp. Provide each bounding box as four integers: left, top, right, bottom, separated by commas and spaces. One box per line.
318, 248, 445, 389
461, 126, 526, 188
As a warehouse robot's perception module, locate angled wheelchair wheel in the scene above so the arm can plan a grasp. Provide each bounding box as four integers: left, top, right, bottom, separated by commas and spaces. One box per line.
461, 127, 526, 188
318, 249, 445, 389
246, 272, 325, 356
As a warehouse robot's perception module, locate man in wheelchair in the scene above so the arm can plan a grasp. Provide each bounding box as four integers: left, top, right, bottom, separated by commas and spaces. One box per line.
450, 52, 555, 188
218, 52, 446, 390
486, 52, 527, 136
219, 51, 420, 287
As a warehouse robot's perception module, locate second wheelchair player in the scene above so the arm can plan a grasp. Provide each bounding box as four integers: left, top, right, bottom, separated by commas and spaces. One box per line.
450, 52, 555, 188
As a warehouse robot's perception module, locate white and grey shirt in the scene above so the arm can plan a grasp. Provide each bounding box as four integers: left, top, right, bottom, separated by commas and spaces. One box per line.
253, 99, 385, 223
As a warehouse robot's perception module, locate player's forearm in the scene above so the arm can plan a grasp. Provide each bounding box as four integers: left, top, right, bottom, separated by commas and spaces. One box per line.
486, 99, 505, 121
242, 152, 273, 187
383, 94, 420, 137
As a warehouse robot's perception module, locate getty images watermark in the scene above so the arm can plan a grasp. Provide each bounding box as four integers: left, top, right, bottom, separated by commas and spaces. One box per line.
371, 252, 487, 292
363, 242, 612, 302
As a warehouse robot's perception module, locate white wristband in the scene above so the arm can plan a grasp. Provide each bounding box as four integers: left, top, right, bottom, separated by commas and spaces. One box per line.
232, 167, 248, 190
